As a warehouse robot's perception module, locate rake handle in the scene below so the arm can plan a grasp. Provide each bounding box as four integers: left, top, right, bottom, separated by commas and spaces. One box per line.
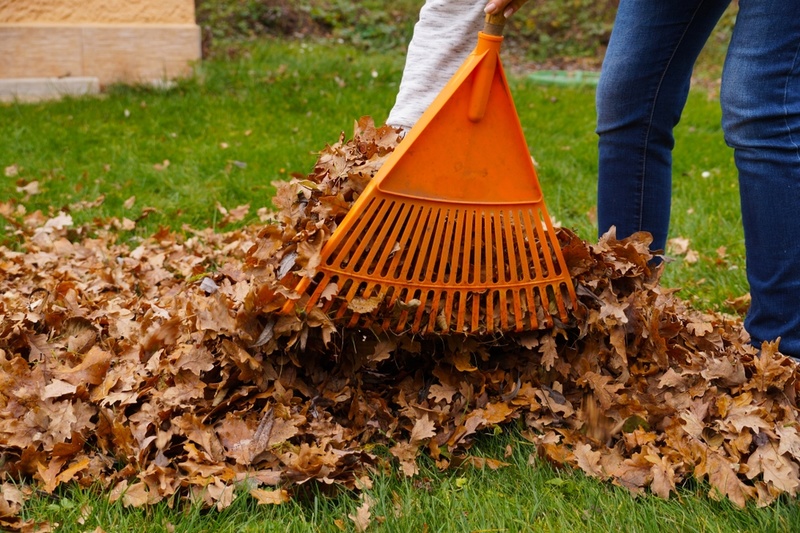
483, 0, 528, 36
469, 0, 527, 121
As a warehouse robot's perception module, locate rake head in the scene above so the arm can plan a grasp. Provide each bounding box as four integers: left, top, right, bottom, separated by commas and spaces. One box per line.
283, 20, 576, 335
294, 196, 575, 335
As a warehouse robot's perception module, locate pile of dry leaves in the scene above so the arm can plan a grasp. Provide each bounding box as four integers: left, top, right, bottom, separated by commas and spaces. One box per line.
2, 117, 799, 529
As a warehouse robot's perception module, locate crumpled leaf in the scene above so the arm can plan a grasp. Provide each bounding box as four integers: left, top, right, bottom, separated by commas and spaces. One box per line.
1, 116, 799, 526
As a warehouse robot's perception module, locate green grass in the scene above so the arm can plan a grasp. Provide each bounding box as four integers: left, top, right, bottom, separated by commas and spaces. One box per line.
20, 430, 800, 532
0, 38, 405, 241
1, 37, 782, 530
0, 37, 747, 310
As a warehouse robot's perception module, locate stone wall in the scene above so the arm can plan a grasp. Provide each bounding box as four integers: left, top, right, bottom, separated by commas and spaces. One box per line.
0, 0, 195, 23
0, 0, 201, 92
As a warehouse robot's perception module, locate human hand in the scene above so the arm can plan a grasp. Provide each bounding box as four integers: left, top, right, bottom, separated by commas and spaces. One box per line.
484, 0, 526, 18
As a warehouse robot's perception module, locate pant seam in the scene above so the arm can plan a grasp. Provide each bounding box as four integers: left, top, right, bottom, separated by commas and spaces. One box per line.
638, 1, 709, 233
783, 39, 800, 164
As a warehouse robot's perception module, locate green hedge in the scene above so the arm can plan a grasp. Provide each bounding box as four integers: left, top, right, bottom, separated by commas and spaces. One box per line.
195, 0, 735, 71
195, 0, 616, 62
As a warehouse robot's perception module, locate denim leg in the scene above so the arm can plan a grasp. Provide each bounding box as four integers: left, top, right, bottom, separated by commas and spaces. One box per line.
596, 0, 730, 252
721, 0, 800, 357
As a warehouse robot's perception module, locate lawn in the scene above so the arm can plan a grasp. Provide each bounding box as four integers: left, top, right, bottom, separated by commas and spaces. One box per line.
1, 34, 795, 532
0, 39, 747, 312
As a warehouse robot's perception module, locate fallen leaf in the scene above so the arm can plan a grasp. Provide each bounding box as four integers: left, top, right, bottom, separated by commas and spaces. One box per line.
249, 488, 290, 505
16, 181, 40, 195
667, 237, 690, 255
347, 296, 382, 314
410, 416, 436, 444
572, 443, 603, 478
4, 164, 19, 177
349, 495, 374, 533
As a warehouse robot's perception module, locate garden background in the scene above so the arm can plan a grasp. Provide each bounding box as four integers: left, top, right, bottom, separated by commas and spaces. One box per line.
4, 1, 799, 532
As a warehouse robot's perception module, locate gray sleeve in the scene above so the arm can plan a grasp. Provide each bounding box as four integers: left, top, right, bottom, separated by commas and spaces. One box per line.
386, 0, 486, 131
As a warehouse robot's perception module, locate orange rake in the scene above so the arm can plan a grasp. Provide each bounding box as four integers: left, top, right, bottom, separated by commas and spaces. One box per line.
284, 3, 576, 335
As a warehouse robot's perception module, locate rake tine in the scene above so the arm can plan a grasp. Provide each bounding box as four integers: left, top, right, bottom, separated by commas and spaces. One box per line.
353, 200, 395, 275
525, 286, 539, 330
328, 197, 381, 269
412, 290, 430, 334
386, 205, 424, 281
375, 202, 412, 278
399, 206, 432, 282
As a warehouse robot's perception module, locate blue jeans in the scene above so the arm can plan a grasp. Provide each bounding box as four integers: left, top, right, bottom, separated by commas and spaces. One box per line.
596, 0, 800, 357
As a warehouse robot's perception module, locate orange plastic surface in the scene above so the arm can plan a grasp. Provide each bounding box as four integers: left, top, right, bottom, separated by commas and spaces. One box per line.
286, 31, 576, 335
